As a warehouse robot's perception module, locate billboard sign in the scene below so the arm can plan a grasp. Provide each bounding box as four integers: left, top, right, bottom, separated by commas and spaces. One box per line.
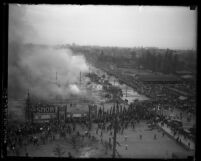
32, 105, 56, 113
33, 113, 57, 123
34, 113, 57, 119
31, 104, 67, 123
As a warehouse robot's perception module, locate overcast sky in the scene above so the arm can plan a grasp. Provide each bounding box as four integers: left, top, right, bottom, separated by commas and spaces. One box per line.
9, 5, 197, 50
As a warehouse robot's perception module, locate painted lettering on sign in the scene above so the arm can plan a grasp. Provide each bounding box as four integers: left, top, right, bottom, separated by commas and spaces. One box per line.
34, 106, 56, 113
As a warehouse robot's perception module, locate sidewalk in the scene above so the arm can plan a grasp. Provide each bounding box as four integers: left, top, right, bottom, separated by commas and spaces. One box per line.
157, 122, 195, 150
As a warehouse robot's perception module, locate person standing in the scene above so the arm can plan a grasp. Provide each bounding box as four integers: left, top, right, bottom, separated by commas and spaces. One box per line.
124, 135, 128, 141
96, 127, 98, 135
25, 152, 29, 157
125, 144, 128, 150
121, 127, 124, 135
109, 137, 111, 146
105, 141, 108, 154
188, 142, 190, 150
154, 134, 157, 140
15, 145, 20, 156
68, 152, 73, 158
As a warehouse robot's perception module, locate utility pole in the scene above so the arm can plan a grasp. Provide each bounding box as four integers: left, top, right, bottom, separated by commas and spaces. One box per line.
88, 105, 91, 131
57, 106, 60, 123
65, 104, 67, 123
26, 89, 32, 123
112, 101, 118, 158
56, 72, 58, 101
126, 86, 127, 98
89, 64, 91, 76
56, 72, 57, 86
80, 71, 81, 87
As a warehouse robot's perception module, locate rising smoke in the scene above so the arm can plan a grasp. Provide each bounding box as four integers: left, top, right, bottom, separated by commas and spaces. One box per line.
8, 4, 89, 100
8, 43, 89, 100
8, 4, 89, 120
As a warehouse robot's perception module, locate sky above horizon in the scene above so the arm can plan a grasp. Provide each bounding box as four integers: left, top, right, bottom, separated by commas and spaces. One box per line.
9, 4, 197, 50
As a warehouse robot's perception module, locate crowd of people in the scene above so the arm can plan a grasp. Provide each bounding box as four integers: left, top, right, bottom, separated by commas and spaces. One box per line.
89, 69, 195, 148
94, 99, 194, 150
6, 116, 96, 157
7, 95, 194, 157
6, 98, 161, 157
6, 69, 195, 157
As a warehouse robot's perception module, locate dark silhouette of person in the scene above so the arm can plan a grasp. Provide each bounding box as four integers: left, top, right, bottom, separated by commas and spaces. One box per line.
68, 152, 73, 158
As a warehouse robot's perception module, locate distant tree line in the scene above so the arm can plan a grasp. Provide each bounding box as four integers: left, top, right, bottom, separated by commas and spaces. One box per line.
69, 45, 196, 74
97, 49, 196, 74
98, 51, 134, 67
136, 49, 180, 74
137, 49, 196, 74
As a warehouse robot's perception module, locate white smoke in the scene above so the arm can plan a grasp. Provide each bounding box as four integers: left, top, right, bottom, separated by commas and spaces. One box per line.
8, 44, 89, 100
69, 84, 81, 95
8, 4, 90, 120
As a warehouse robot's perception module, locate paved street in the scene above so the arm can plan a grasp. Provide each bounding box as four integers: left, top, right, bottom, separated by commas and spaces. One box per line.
7, 120, 193, 158
89, 121, 192, 158
8, 130, 112, 158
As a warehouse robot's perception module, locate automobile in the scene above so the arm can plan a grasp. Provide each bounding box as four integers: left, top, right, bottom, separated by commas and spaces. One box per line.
163, 118, 171, 125
170, 119, 183, 127
172, 152, 193, 159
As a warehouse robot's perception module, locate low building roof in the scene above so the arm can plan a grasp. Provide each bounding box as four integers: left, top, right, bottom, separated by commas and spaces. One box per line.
181, 75, 193, 79
135, 74, 180, 82
176, 70, 192, 74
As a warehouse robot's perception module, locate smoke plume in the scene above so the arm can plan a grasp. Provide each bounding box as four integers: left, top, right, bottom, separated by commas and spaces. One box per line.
8, 43, 89, 100
8, 4, 89, 120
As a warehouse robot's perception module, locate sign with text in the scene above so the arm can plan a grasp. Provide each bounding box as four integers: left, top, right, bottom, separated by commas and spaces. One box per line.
32, 106, 56, 113
33, 113, 56, 121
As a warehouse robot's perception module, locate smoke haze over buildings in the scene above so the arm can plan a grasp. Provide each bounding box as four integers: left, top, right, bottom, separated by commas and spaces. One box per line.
8, 4, 197, 120
9, 4, 89, 101
8, 44, 89, 100
8, 5, 89, 119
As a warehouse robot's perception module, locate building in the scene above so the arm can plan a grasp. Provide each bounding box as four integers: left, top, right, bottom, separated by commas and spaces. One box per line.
25, 94, 94, 123
27, 103, 67, 123
164, 87, 191, 97
135, 74, 181, 84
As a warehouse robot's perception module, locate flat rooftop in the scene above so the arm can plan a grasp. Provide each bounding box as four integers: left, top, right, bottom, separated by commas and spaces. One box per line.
135, 74, 181, 83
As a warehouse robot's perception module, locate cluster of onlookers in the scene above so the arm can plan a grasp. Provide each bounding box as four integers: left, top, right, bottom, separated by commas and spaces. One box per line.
6, 117, 92, 157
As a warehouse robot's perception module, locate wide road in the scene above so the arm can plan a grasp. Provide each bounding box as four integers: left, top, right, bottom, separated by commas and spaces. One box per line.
89, 121, 192, 158
8, 121, 192, 158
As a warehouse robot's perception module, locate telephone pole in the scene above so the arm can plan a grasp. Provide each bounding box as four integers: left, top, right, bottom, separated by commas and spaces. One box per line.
88, 105, 92, 131
126, 86, 127, 98
89, 64, 91, 76
56, 72, 57, 86
26, 89, 31, 123
80, 71, 81, 87
112, 101, 118, 158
